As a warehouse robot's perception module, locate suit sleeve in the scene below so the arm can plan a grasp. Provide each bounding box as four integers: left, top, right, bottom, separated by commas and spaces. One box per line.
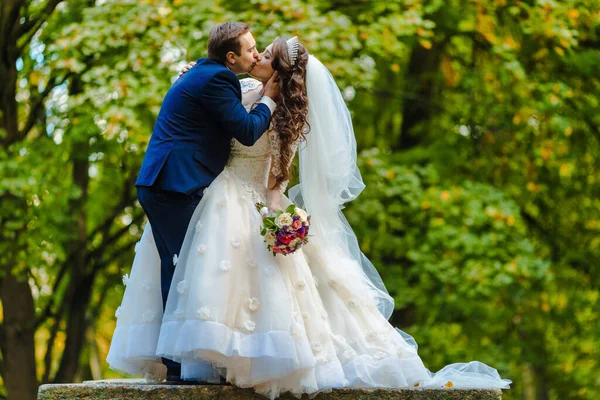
198, 71, 273, 146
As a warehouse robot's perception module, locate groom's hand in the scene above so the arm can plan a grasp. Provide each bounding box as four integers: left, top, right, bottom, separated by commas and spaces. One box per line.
178, 61, 197, 77
263, 72, 280, 100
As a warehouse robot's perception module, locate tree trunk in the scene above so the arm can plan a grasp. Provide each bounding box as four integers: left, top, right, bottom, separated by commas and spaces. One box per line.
0, 274, 38, 400
54, 82, 92, 381
0, 0, 25, 142
397, 42, 445, 150
533, 365, 550, 400
54, 273, 94, 383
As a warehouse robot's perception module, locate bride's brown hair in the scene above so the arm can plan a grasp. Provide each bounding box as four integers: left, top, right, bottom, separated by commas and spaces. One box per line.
269, 37, 310, 190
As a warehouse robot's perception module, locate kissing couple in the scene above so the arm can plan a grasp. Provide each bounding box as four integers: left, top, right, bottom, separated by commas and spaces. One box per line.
107, 22, 511, 399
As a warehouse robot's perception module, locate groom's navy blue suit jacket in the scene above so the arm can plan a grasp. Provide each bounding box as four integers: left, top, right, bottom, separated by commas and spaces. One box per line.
136, 58, 272, 194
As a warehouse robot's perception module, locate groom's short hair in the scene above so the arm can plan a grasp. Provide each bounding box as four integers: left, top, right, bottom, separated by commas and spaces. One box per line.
208, 22, 251, 64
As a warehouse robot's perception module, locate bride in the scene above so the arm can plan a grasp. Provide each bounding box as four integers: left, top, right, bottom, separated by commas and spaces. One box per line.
107, 36, 511, 399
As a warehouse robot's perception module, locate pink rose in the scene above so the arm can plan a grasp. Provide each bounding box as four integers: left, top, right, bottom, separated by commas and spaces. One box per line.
292, 220, 302, 230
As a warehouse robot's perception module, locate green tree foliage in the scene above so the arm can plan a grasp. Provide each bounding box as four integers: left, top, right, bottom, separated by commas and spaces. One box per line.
0, 1, 598, 399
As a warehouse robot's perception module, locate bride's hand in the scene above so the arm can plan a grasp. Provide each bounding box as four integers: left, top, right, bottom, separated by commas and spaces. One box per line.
178, 61, 197, 77
263, 72, 280, 99
266, 189, 282, 212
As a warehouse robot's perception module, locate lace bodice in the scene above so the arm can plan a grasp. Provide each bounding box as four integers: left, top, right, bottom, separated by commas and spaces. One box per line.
224, 78, 297, 202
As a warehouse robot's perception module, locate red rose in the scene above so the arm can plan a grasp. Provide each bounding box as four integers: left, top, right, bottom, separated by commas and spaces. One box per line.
272, 246, 282, 253
279, 234, 293, 244
292, 220, 302, 230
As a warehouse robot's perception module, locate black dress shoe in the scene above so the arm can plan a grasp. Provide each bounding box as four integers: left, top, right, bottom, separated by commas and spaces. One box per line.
165, 374, 196, 384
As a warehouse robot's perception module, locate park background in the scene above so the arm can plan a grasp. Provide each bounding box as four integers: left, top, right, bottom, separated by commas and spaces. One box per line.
0, 0, 598, 399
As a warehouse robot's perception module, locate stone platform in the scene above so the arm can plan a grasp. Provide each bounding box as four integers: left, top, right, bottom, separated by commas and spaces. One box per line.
37, 379, 503, 400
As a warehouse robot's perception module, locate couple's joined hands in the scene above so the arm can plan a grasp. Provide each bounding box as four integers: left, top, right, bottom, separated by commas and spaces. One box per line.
178, 61, 280, 99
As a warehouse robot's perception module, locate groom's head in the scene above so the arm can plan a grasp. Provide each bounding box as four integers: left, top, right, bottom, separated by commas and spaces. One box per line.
208, 22, 259, 75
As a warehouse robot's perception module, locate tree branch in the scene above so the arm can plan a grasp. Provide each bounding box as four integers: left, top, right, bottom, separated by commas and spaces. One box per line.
18, 72, 72, 141
86, 211, 146, 271
17, 0, 64, 53
34, 174, 138, 329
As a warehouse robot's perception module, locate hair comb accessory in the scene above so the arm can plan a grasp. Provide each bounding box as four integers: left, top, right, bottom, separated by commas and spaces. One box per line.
286, 36, 299, 67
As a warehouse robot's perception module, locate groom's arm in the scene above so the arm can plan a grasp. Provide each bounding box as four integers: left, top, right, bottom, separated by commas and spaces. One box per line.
198, 71, 275, 146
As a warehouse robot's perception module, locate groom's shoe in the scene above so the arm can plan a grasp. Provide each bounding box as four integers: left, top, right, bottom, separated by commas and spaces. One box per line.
219, 376, 231, 385
165, 374, 196, 384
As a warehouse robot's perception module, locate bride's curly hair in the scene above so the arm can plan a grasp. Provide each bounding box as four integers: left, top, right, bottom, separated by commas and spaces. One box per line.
269, 37, 310, 190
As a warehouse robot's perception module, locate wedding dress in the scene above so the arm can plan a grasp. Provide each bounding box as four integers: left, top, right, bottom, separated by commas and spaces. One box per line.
107, 60, 511, 399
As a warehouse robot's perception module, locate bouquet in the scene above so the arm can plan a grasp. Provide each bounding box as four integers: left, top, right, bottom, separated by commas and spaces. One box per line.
255, 202, 310, 256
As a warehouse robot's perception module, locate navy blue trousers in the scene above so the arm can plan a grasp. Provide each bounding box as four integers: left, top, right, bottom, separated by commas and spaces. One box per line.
136, 186, 203, 376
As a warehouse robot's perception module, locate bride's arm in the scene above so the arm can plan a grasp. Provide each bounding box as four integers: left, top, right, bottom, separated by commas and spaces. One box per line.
266, 173, 282, 212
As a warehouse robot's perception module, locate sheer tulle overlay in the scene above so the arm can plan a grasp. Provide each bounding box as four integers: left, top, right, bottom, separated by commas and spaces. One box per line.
107, 76, 510, 399
107, 171, 510, 399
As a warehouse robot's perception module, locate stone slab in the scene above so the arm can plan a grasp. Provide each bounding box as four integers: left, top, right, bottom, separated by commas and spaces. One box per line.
37, 379, 503, 400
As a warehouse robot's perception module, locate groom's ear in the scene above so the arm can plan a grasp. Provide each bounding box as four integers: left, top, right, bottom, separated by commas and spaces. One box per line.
225, 51, 237, 65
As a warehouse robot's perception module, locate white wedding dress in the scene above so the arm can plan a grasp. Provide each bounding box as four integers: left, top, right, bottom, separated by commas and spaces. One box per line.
107, 73, 511, 399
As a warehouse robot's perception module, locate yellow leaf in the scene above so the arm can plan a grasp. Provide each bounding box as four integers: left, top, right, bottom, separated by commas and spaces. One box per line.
386, 170, 395, 179
445, 381, 454, 388
476, 14, 497, 44
441, 56, 457, 86
552, 84, 560, 94
419, 40, 432, 49
564, 126, 573, 136
559, 163, 573, 178
504, 35, 518, 49
541, 147, 552, 160
391, 64, 400, 72
513, 114, 522, 125
527, 182, 540, 192
567, 9, 580, 19
440, 191, 450, 201
30, 71, 41, 86
507, 216, 515, 226
534, 48, 549, 59
554, 47, 565, 56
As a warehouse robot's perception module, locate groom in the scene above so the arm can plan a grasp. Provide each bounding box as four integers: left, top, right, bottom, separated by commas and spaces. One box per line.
135, 22, 278, 381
